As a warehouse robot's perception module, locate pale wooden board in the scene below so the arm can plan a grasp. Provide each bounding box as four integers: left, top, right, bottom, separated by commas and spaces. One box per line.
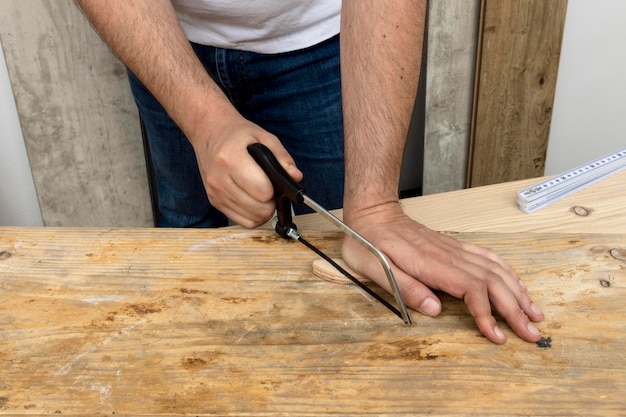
292, 169, 626, 235
0, 227, 625, 416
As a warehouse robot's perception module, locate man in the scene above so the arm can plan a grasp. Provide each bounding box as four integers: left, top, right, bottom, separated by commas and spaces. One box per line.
76, 0, 544, 344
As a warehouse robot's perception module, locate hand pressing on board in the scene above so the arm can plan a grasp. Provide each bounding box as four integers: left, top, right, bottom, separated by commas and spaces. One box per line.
341, 202, 545, 344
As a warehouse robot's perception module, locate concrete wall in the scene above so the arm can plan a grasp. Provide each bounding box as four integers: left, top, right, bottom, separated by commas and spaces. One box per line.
0, 0, 152, 227
423, 0, 480, 194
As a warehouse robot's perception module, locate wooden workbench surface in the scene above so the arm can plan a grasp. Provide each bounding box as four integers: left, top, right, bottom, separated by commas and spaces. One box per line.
1, 225, 625, 416
2, 170, 625, 415
294, 169, 626, 235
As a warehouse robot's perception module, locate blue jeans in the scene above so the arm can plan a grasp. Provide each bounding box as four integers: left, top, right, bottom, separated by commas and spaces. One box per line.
128, 35, 344, 227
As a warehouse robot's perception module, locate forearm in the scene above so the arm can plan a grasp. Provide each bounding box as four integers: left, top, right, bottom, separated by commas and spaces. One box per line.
340, 0, 425, 221
75, 0, 235, 143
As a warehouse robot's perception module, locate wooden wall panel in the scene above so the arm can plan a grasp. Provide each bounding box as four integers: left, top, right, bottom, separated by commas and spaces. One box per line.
423, 0, 481, 195
0, 0, 153, 226
468, 0, 568, 187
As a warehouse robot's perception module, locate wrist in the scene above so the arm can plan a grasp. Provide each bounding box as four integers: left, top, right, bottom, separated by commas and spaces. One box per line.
343, 197, 403, 227
183, 97, 240, 148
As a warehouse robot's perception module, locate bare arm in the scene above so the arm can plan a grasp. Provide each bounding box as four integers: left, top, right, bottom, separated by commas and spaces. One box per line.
76, 0, 229, 143
340, 0, 423, 217
340, 0, 544, 344
75, 0, 302, 227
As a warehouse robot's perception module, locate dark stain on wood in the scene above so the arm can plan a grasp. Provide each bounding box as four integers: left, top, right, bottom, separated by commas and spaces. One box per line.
178, 287, 208, 295
536, 336, 552, 349
182, 357, 207, 369
124, 303, 163, 316
363, 339, 443, 361
250, 234, 284, 244
221, 297, 251, 304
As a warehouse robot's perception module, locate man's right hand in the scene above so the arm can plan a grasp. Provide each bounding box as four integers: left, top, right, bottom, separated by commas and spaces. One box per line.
190, 112, 303, 228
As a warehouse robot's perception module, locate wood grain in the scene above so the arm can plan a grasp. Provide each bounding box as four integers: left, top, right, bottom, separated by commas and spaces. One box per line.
468, 0, 568, 186
1, 227, 624, 416
293, 169, 626, 235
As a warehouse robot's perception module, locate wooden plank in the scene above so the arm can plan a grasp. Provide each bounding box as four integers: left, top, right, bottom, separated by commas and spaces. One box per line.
423, 0, 480, 194
468, 0, 568, 187
0, 1, 153, 227
293, 169, 626, 235
1, 227, 624, 416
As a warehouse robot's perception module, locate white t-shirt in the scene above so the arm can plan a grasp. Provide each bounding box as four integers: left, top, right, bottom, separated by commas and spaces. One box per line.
171, 0, 341, 54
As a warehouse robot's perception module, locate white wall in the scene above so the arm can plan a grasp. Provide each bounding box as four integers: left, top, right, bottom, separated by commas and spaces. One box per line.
0, 40, 43, 226
546, 0, 626, 175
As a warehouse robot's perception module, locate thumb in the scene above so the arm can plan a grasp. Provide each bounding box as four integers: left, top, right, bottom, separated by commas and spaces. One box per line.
257, 139, 303, 183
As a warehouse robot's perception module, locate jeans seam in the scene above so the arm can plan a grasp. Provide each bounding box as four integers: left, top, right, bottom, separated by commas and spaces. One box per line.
214, 48, 234, 103
238, 51, 253, 105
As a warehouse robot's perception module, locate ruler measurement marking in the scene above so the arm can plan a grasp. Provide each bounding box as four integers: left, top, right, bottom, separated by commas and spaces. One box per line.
518, 147, 626, 213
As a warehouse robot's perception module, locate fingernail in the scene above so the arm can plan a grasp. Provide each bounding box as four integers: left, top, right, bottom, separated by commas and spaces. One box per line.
494, 325, 506, 340
527, 322, 541, 337
419, 297, 440, 316
530, 303, 543, 316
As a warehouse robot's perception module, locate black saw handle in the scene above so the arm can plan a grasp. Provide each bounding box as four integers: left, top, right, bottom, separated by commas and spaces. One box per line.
247, 143, 305, 238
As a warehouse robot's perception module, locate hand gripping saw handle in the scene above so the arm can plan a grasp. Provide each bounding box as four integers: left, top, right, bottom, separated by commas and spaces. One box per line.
248, 143, 412, 325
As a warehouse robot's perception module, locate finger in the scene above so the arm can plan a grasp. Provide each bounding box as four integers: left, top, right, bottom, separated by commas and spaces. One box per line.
413, 253, 510, 343
463, 272, 543, 344
206, 165, 276, 228
410, 241, 542, 343
457, 242, 545, 323
223, 195, 275, 229
487, 280, 543, 343
463, 286, 507, 344
234, 154, 276, 203
257, 139, 303, 182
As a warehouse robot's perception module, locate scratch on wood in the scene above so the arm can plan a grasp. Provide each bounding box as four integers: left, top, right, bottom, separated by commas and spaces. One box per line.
185, 232, 258, 251
55, 318, 146, 376
80, 295, 126, 303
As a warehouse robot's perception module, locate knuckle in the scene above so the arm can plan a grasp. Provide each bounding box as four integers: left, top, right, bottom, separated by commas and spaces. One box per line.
259, 205, 275, 221
213, 148, 232, 166
472, 279, 490, 294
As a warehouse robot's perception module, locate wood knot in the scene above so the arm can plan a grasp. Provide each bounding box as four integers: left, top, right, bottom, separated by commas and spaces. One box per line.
599, 275, 615, 288
0, 251, 11, 260
609, 248, 626, 262
571, 206, 591, 216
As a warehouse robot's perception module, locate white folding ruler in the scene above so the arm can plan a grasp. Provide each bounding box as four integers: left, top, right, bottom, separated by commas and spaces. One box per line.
518, 147, 626, 213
